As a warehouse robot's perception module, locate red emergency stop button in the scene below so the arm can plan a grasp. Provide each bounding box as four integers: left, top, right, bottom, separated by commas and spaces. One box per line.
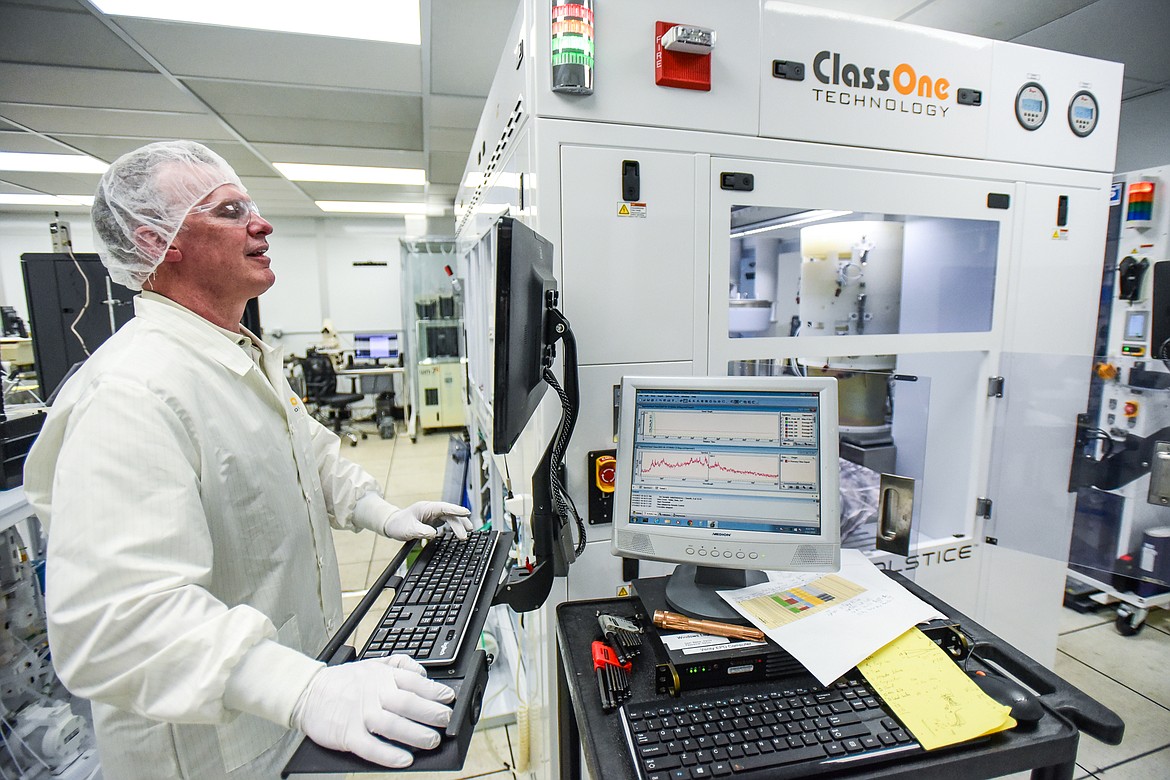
595, 455, 617, 493
1124, 401, 1139, 418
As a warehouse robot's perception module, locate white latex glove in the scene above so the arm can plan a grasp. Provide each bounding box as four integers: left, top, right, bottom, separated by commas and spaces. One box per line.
291, 654, 455, 768
382, 500, 474, 541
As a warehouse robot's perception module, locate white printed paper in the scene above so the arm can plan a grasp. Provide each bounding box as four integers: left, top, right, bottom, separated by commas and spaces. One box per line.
717, 549, 944, 685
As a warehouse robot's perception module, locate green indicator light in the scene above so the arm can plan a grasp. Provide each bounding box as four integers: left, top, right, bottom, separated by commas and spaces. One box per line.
552, 52, 595, 68
550, 35, 594, 56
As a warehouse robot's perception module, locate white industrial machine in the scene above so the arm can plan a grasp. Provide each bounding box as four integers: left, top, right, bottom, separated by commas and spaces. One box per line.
0, 493, 97, 779
399, 239, 468, 438
1067, 165, 1170, 634
455, 3, 1123, 776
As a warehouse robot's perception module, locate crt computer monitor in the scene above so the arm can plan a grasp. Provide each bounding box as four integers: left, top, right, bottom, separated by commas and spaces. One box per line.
611, 375, 841, 622
354, 332, 399, 362
492, 216, 558, 455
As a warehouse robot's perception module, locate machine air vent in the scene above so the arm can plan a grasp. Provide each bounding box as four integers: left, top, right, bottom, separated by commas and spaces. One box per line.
763, 647, 804, 679
457, 97, 527, 236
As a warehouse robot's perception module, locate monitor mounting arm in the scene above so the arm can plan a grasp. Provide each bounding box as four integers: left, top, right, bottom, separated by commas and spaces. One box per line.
495, 298, 579, 613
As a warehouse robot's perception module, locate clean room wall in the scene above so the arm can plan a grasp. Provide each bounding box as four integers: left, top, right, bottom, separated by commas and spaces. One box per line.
0, 211, 415, 359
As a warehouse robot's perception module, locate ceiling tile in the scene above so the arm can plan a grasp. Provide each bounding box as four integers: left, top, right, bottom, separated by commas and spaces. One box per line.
430, 0, 518, 97
429, 95, 485, 130
51, 136, 274, 174
114, 18, 423, 92
251, 143, 426, 169
0, 171, 102, 195
0, 103, 233, 140
185, 79, 422, 125
425, 184, 457, 201
1012, 0, 1170, 83
237, 176, 315, 202
0, 130, 76, 154
428, 151, 469, 185
428, 127, 474, 154
223, 114, 422, 151
782, 1, 927, 20
0, 4, 154, 71
295, 182, 427, 201
0, 63, 202, 112
0, 181, 38, 195
0, 0, 85, 10
901, 0, 1097, 39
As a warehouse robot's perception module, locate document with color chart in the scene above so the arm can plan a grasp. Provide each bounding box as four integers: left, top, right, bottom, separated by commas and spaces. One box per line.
718, 549, 944, 685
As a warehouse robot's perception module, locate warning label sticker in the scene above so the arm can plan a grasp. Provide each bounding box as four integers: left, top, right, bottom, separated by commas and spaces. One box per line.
618, 202, 647, 218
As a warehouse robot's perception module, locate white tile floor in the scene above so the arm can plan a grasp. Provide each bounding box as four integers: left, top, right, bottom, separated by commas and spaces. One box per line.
1056, 604, 1170, 778
339, 425, 1170, 780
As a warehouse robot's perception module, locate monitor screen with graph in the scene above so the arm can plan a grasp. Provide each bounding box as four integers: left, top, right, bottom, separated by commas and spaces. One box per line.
353, 332, 399, 363
610, 375, 841, 621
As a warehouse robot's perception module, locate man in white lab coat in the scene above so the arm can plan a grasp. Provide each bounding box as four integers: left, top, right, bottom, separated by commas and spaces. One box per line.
23, 140, 473, 778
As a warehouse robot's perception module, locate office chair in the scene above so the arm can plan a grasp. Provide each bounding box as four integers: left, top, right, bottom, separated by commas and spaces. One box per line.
299, 350, 367, 446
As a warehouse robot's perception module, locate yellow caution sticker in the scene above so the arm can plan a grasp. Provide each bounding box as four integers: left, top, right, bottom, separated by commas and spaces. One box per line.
617, 202, 647, 218
1052, 228, 1069, 240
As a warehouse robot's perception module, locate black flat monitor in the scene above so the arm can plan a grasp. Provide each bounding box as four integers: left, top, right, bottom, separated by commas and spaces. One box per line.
354, 332, 399, 363
492, 217, 557, 455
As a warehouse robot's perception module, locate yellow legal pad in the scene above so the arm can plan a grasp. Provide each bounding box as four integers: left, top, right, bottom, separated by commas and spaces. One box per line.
857, 627, 1017, 751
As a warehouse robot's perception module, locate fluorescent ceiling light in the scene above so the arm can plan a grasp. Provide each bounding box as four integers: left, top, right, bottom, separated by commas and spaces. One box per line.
461, 171, 521, 190
275, 163, 425, 186
92, 0, 421, 45
0, 194, 95, 206
316, 201, 445, 215
0, 152, 108, 174
730, 210, 853, 238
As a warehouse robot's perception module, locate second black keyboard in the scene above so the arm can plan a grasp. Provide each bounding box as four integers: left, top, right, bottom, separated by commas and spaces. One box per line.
358, 528, 500, 667
621, 674, 927, 779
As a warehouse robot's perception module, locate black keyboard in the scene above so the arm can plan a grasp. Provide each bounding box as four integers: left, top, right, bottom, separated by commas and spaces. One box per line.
358, 529, 500, 667
621, 674, 924, 779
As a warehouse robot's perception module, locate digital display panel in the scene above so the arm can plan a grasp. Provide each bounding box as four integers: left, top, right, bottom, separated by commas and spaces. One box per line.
627, 388, 823, 536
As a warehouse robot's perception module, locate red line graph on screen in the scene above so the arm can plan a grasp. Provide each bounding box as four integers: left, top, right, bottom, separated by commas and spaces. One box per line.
638, 451, 780, 484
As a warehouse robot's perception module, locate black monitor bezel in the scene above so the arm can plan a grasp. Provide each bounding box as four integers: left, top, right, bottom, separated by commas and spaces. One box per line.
492, 217, 557, 455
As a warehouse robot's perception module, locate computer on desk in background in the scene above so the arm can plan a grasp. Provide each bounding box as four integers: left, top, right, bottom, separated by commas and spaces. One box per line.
610, 375, 842, 622
0, 307, 27, 338
352, 332, 399, 366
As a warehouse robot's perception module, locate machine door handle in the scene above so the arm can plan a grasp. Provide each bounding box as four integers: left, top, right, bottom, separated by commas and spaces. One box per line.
876, 474, 915, 557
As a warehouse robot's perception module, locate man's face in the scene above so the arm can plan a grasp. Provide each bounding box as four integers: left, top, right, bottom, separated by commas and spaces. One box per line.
169, 183, 275, 302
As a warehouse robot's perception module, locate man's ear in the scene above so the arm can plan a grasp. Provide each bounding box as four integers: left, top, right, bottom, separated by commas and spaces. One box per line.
133, 226, 181, 264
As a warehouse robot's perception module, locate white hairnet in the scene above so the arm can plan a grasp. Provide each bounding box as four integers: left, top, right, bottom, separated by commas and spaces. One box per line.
91, 140, 244, 290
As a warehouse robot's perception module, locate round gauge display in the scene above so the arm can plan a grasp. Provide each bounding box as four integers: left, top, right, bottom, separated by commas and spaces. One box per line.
1015, 82, 1048, 131
1068, 90, 1100, 137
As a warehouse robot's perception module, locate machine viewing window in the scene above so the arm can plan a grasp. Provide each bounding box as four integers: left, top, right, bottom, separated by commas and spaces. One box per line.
726, 207, 1000, 339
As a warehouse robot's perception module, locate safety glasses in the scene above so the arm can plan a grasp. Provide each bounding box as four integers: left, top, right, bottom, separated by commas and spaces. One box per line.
188, 197, 262, 224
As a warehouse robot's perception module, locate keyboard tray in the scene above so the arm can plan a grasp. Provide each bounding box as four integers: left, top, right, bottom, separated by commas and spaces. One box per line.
282, 648, 489, 776
282, 529, 514, 775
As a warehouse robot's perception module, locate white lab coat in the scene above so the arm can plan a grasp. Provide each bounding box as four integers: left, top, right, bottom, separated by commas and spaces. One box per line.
24, 295, 387, 778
